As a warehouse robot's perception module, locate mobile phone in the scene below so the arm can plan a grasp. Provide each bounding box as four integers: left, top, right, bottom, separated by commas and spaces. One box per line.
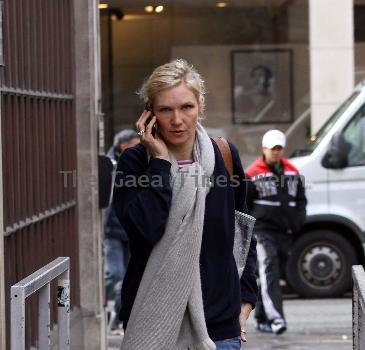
145, 101, 153, 112
145, 102, 158, 137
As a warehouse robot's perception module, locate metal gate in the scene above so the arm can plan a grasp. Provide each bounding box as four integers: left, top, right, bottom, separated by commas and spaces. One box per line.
0, 0, 79, 348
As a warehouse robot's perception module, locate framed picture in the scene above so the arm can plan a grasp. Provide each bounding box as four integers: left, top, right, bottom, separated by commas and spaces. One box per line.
231, 49, 294, 124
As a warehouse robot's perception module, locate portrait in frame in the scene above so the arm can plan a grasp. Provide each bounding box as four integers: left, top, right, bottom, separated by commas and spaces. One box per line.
231, 49, 294, 124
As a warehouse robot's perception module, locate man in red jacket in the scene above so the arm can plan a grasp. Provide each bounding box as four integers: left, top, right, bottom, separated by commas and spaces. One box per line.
246, 130, 307, 335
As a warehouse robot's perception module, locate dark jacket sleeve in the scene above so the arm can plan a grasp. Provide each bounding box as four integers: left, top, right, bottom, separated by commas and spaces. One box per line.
245, 178, 257, 213
240, 234, 258, 307
293, 175, 307, 233
112, 145, 172, 247
229, 142, 247, 214
229, 142, 258, 308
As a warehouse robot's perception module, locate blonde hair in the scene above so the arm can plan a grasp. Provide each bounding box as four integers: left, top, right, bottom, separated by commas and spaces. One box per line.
138, 59, 206, 113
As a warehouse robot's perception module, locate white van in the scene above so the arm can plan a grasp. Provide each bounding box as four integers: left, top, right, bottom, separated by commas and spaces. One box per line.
287, 83, 365, 298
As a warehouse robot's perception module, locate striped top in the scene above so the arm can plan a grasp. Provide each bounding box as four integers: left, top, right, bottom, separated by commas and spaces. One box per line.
177, 159, 194, 170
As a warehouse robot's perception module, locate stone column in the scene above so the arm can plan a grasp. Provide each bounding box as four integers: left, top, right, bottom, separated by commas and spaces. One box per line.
309, 0, 354, 133
73, 0, 106, 349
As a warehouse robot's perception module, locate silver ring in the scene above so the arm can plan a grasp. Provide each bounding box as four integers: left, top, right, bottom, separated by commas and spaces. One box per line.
137, 129, 145, 137
241, 329, 246, 333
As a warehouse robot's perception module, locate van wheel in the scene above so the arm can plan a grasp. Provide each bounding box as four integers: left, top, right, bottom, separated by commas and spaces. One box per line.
286, 230, 357, 298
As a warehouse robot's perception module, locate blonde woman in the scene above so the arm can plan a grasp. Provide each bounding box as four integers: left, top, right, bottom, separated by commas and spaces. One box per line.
113, 59, 257, 350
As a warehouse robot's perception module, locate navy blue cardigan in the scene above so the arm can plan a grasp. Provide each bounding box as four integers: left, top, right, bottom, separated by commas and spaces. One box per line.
113, 139, 258, 341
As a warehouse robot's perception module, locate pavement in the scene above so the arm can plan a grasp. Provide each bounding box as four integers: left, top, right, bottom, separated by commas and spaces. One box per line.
244, 297, 351, 350
108, 297, 352, 350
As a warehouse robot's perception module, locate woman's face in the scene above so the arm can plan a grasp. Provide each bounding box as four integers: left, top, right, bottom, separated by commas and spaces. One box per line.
153, 83, 200, 147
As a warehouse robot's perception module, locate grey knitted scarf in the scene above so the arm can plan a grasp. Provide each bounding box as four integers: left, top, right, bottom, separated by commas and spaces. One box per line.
120, 124, 255, 350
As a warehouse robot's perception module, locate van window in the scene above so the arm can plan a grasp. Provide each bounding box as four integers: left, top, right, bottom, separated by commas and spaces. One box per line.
343, 105, 365, 166
307, 92, 360, 152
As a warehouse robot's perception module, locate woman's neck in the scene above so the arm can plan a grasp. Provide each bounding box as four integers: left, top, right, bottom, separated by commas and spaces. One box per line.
169, 136, 196, 161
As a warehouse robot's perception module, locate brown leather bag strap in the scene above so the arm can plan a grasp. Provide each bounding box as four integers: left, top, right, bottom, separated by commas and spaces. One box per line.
212, 136, 233, 177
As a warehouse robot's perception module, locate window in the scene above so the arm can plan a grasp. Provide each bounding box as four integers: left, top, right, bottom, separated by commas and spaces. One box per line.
307, 92, 360, 153
343, 105, 365, 166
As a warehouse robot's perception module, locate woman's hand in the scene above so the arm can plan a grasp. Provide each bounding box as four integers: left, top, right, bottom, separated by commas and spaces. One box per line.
239, 303, 253, 342
136, 110, 169, 161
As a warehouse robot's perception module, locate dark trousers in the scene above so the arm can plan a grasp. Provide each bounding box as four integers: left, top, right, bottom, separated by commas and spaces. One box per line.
255, 230, 292, 323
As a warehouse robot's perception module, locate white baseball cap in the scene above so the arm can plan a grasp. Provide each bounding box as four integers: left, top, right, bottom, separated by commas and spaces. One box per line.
262, 130, 286, 149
